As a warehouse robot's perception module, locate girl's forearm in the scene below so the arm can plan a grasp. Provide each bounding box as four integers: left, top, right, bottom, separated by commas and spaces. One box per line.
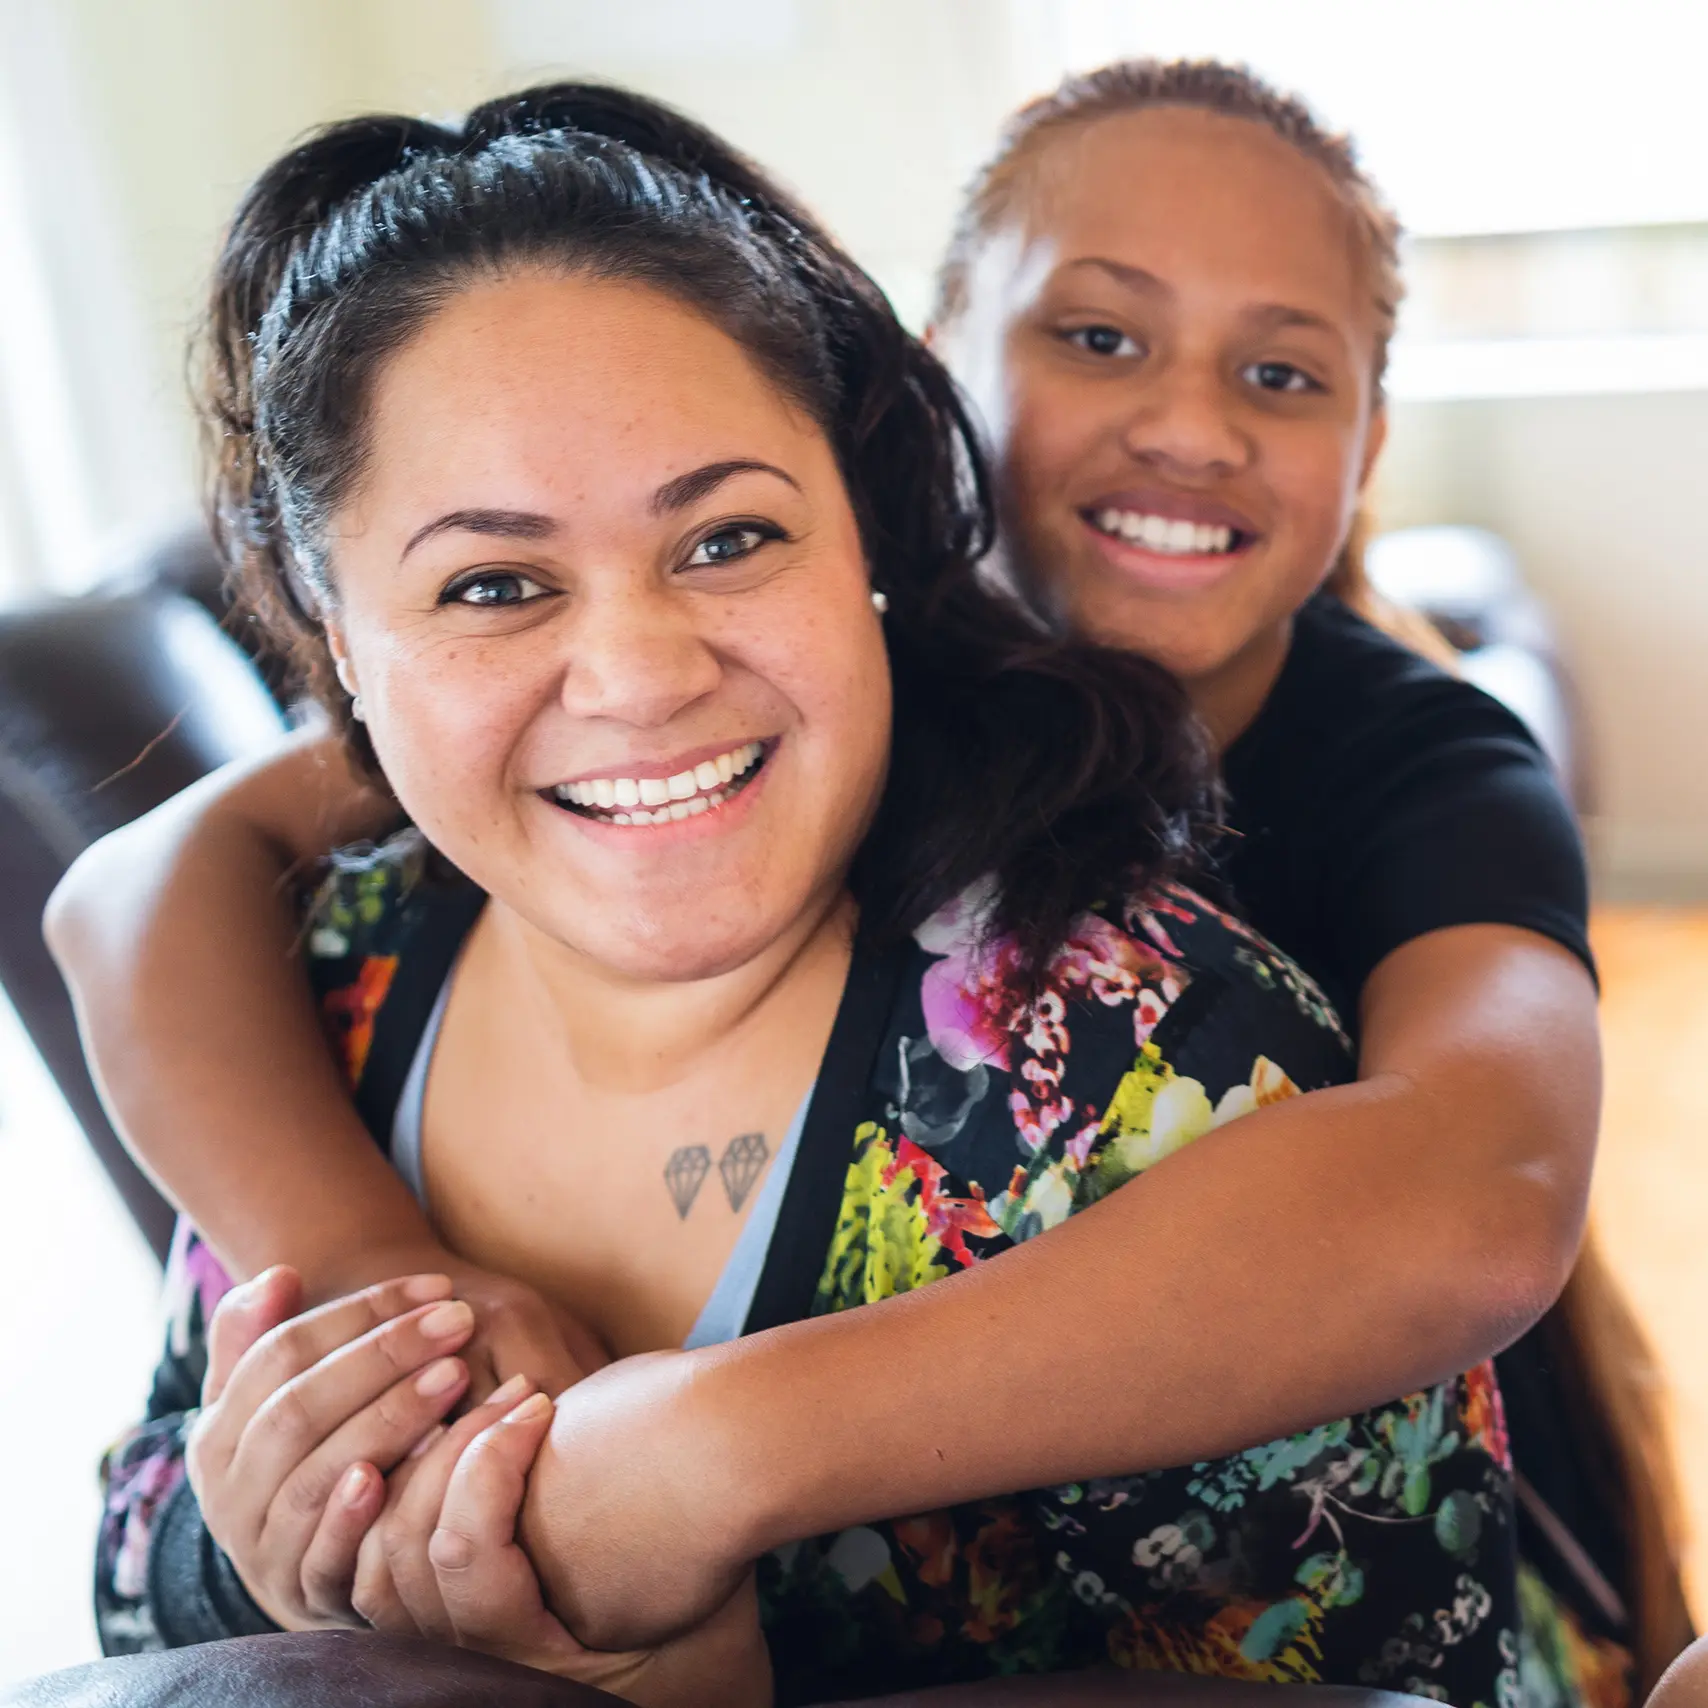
717, 1069, 1576, 1558
45, 734, 430, 1291
712, 927, 1597, 1556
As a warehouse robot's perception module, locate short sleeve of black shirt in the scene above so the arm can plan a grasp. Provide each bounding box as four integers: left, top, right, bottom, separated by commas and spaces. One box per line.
1217, 595, 1594, 1030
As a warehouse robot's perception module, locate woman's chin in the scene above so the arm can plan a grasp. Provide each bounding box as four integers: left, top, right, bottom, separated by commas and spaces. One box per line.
532, 896, 812, 988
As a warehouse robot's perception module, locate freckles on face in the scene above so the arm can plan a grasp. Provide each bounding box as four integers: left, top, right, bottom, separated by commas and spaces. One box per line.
322, 269, 891, 981
945, 107, 1385, 685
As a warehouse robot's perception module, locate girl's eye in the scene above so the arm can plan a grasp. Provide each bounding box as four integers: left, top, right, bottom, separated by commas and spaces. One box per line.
441, 570, 550, 607
684, 523, 782, 569
1064, 324, 1142, 359
1243, 360, 1322, 395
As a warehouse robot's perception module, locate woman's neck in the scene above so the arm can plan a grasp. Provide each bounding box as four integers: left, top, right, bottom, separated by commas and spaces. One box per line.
476, 884, 858, 1097
1186, 616, 1295, 753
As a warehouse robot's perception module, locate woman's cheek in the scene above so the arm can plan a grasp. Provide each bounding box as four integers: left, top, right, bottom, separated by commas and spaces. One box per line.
369, 658, 529, 836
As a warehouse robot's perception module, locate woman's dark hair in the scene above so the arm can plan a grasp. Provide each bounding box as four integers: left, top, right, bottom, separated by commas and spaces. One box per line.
205, 81, 1214, 973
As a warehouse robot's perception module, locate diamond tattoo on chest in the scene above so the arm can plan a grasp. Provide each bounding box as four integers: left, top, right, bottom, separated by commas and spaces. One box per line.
663, 1132, 770, 1218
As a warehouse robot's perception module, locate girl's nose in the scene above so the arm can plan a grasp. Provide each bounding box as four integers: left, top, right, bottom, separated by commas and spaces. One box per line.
556, 582, 723, 729
1118, 366, 1253, 479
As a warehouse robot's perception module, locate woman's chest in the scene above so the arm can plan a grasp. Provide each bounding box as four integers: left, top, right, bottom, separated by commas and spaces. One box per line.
418, 1053, 811, 1356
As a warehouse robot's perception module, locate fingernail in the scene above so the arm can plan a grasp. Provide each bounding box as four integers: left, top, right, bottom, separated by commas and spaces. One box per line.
419, 1300, 474, 1339
338, 1463, 373, 1507
402, 1273, 453, 1304
416, 1356, 466, 1397
505, 1392, 553, 1425
487, 1374, 532, 1409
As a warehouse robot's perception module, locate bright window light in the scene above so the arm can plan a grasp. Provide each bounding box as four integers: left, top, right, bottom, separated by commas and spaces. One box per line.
1012, 0, 1708, 237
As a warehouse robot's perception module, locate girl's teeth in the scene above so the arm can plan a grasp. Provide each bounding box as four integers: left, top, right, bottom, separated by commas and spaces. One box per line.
1096, 510, 1237, 556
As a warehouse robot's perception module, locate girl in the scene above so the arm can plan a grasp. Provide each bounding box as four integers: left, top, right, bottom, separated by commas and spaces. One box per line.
53, 68, 1647, 1706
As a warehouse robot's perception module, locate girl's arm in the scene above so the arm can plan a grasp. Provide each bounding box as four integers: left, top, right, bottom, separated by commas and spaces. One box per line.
46, 730, 597, 1394
521, 923, 1599, 1646
46, 727, 428, 1288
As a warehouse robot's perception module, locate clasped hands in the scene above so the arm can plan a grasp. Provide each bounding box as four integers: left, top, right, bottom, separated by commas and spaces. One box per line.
184, 1265, 769, 1707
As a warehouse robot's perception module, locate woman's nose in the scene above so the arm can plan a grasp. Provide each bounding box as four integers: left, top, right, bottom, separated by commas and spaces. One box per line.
1118, 365, 1253, 479
556, 583, 723, 728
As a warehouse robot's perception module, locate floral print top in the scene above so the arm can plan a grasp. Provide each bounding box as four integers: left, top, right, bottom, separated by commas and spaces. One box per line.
94, 843, 1626, 1707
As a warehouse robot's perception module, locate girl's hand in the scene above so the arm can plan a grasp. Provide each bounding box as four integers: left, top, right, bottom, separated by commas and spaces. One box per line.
516, 1350, 756, 1652
184, 1265, 482, 1629
312, 1242, 609, 1404
430, 1390, 772, 1707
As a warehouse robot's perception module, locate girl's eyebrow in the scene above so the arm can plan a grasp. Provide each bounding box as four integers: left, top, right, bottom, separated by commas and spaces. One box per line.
1060, 256, 1170, 296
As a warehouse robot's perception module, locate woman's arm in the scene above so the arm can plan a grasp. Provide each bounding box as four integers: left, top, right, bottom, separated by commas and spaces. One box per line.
522, 923, 1599, 1646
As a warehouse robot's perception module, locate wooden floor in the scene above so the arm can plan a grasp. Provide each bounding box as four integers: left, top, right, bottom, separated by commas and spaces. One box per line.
1586, 907, 1708, 1621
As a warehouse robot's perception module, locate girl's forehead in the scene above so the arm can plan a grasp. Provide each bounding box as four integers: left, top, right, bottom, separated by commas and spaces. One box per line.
1010, 107, 1369, 309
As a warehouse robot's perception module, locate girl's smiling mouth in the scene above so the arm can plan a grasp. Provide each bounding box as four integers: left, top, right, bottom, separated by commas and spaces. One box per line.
1077, 491, 1261, 588
543, 738, 773, 827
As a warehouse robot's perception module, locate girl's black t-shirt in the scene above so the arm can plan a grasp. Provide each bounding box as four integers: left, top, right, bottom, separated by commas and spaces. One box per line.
1218, 592, 1594, 1031
1219, 593, 1618, 1630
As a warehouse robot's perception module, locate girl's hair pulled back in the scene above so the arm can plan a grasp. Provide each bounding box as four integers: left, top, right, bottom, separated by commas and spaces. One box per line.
204, 81, 1213, 974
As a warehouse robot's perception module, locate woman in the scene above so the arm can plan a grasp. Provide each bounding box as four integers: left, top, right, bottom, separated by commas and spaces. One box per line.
54, 75, 1615, 1706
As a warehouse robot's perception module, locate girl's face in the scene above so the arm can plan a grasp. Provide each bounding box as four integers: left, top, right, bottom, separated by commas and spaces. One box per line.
323, 270, 891, 984
941, 106, 1387, 701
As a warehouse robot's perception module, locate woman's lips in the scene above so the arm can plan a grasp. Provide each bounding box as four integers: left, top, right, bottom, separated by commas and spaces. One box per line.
539, 738, 775, 836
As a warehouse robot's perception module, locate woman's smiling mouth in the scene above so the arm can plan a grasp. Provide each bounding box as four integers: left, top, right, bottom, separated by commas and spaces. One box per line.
545, 739, 770, 827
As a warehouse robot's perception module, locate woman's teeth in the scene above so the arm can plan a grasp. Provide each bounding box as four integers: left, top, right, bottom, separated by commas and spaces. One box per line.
550, 740, 765, 827
1091, 509, 1238, 556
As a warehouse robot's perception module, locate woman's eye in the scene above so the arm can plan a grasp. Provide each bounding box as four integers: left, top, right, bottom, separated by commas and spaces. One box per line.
1064, 324, 1141, 359
1243, 360, 1321, 395
441, 570, 550, 607
684, 524, 780, 569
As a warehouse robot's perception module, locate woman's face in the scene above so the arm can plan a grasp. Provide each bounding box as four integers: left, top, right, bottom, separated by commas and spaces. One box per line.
323, 270, 891, 984
939, 106, 1386, 694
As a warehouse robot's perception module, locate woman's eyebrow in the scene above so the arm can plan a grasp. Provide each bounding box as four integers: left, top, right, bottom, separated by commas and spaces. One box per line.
650, 459, 800, 514
401, 507, 556, 560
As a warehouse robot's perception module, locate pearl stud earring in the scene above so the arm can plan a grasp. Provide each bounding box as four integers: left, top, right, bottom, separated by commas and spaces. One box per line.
871, 589, 889, 615
334, 658, 366, 722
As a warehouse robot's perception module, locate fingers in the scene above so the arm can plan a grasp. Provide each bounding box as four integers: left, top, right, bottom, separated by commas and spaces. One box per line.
431, 1392, 583, 1668
203, 1266, 302, 1406
476, 1313, 586, 1404
298, 1460, 385, 1623
225, 1293, 475, 1501
351, 1376, 538, 1641
196, 1274, 458, 1484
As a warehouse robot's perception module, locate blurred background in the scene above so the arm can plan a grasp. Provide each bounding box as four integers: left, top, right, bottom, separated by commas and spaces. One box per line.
2, 0, 1705, 1684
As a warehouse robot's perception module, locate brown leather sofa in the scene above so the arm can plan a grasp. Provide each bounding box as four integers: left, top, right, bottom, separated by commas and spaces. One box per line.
0, 527, 288, 1257
0, 1631, 1447, 1708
